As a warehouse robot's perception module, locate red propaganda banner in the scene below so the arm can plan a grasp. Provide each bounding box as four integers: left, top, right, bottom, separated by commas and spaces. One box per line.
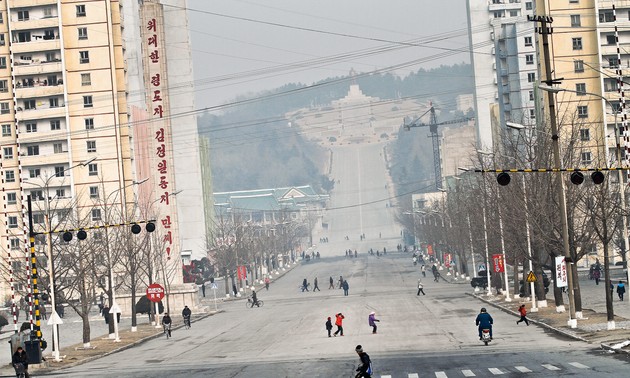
146, 283, 165, 303
427, 245, 434, 255
237, 266, 247, 280
444, 253, 451, 267
492, 254, 505, 273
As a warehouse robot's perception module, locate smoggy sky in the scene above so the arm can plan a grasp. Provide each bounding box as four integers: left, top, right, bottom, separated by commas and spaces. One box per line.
186, 0, 469, 111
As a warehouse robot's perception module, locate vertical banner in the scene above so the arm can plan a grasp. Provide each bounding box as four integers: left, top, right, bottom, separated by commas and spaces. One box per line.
427, 245, 434, 256
444, 253, 451, 267
237, 266, 247, 280
492, 254, 505, 273
555, 256, 568, 288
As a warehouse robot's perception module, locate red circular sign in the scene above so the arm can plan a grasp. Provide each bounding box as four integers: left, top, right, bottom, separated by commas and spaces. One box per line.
146, 283, 165, 303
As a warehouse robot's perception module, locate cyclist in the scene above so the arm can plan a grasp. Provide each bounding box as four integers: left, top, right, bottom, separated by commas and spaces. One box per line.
182, 305, 192, 328
162, 313, 172, 337
251, 289, 260, 307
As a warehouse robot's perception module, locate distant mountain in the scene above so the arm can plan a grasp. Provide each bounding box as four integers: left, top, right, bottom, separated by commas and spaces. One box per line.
198, 64, 473, 193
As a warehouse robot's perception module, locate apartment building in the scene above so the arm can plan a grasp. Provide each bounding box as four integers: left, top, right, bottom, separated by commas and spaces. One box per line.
467, 0, 539, 150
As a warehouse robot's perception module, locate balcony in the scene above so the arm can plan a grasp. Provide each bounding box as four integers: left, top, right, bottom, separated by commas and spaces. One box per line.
21, 152, 68, 167
11, 39, 60, 54
24, 176, 72, 191
15, 84, 64, 99
10, 17, 58, 31
18, 130, 66, 144
9, 0, 58, 7
13, 61, 62, 76
15, 105, 65, 122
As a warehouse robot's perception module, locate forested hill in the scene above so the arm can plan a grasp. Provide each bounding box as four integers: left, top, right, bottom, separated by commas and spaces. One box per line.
199, 63, 474, 192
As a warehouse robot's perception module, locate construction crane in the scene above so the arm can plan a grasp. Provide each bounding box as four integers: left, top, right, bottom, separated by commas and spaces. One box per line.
403, 102, 474, 190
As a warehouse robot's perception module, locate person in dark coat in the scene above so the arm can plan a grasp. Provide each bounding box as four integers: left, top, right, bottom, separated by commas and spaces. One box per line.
201, 282, 206, 297
617, 281, 626, 301
302, 278, 309, 292
102, 306, 110, 324
329, 276, 334, 289
325, 316, 333, 337
12, 346, 29, 378
342, 280, 349, 296
313, 277, 320, 292
592, 268, 601, 285
475, 307, 493, 339
355, 345, 372, 378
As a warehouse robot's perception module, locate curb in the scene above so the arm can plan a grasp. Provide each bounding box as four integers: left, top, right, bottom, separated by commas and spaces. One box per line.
466, 292, 590, 343
36, 310, 220, 373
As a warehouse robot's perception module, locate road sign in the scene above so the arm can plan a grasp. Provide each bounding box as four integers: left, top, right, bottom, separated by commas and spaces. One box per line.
526, 271, 537, 283
110, 302, 121, 314
47, 311, 63, 326
211, 283, 218, 290
146, 283, 165, 303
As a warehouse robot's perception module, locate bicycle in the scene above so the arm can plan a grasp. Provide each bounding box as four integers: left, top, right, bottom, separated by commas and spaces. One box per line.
163, 323, 172, 339
246, 297, 264, 308
183, 315, 191, 329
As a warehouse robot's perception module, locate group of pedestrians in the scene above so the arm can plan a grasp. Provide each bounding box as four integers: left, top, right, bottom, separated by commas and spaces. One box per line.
301, 277, 322, 292
324, 311, 381, 338
345, 249, 358, 258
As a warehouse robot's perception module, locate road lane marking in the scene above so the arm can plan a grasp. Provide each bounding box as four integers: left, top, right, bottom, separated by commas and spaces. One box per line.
515, 366, 532, 373
408, 374, 419, 378
542, 364, 561, 371
435, 372, 448, 378
568, 362, 589, 369
488, 368, 504, 375
380, 375, 391, 378
462, 369, 476, 376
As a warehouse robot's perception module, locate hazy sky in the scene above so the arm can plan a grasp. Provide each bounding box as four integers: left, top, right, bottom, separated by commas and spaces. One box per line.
186, 0, 469, 111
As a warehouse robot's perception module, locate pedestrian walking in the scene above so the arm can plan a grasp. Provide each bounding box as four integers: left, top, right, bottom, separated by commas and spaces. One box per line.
516, 304, 529, 326
334, 313, 345, 336
40, 304, 47, 320
338, 276, 344, 289
421, 265, 426, 278
368, 311, 380, 334
201, 282, 206, 297
325, 316, 333, 337
232, 283, 238, 297
313, 277, 320, 292
342, 280, 349, 296
15, 306, 19, 321
417, 280, 425, 296
265, 276, 270, 290
329, 276, 335, 289
355, 345, 372, 378
617, 281, 626, 301
593, 268, 601, 285
302, 278, 309, 292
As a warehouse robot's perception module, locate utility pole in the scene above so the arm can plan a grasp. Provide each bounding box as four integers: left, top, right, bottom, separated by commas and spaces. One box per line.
529, 14, 577, 328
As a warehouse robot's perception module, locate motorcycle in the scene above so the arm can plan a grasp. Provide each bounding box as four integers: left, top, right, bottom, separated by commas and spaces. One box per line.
481, 328, 492, 346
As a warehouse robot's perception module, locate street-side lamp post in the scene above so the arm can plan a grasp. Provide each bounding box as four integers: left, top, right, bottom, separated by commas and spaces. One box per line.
24, 157, 96, 362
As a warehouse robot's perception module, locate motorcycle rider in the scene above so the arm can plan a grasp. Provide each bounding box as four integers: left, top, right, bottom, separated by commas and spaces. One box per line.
475, 307, 493, 340
182, 305, 192, 327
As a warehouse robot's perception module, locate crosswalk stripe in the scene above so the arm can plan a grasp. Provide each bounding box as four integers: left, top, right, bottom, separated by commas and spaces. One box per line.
462, 369, 476, 376
380, 376, 391, 378
568, 362, 589, 369
488, 368, 504, 375
542, 364, 561, 371
408, 374, 419, 378
435, 372, 448, 378
515, 366, 532, 373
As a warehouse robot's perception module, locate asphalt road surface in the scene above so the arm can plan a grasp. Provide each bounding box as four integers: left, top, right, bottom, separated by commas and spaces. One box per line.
55, 143, 630, 377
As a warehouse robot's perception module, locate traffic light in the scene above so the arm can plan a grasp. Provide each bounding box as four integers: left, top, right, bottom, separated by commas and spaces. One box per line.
570, 171, 605, 185
570, 172, 584, 185
496, 172, 511, 186
131, 222, 156, 234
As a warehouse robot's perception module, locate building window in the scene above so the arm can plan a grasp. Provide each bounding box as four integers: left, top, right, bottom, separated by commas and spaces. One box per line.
89, 186, 99, 199
55, 189, 65, 198
78, 27, 88, 40
54, 166, 65, 177
24, 100, 36, 110
529, 90, 534, 101
581, 151, 592, 164
527, 72, 535, 82
0, 80, 6, 92
529, 109, 536, 119
5, 170, 15, 182
0, 12, 3, 24
609, 57, 620, 68
525, 2, 532, 10
3, 147, 12, 159
570, 15, 581, 27
81, 73, 91, 86
32, 213, 44, 224
43, 7, 53, 18
8, 216, 18, 229
88, 163, 98, 176
17, 11, 29, 21
91, 208, 102, 221
17, 32, 31, 43
50, 120, 60, 130
600, 11, 615, 23
10, 239, 19, 250
606, 35, 617, 45
25, 122, 37, 133
6, 192, 16, 205
0, 57, 6, 69
0, 102, 10, 114
569, 0, 579, 3
509, 10, 518, 17
85, 118, 94, 130
31, 190, 43, 201
29, 168, 40, 178
80, 51, 90, 64
580, 128, 590, 141
574, 60, 584, 73
572, 38, 583, 50
86, 140, 96, 153
0, 34, 5, 47
524, 36, 532, 46
575, 83, 586, 95
525, 54, 534, 65
577, 105, 588, 118
53, 143, 63, 153
493, 11, 505, 18
1, 124, 10, 137
83, 96, 93, 108
27, 145, 39, 156
49, 98, 59, 108
76, 5, 86, 17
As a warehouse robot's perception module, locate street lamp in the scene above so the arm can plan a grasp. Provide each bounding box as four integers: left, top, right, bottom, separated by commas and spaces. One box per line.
23, 157, 96, 362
